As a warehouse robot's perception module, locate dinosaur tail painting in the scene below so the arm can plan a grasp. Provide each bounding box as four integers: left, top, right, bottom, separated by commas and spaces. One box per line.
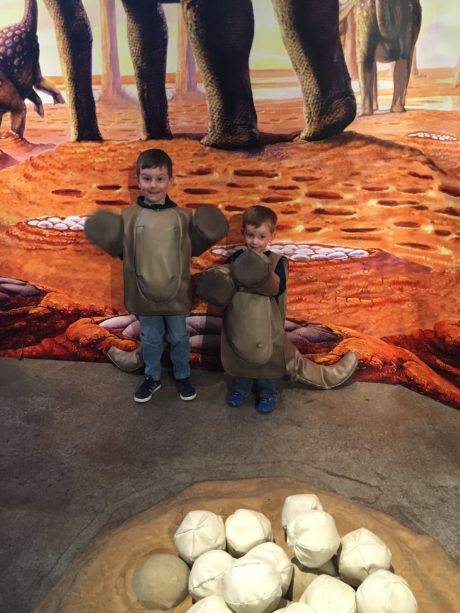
23, 0, 38, 33
376, 0, 398, 40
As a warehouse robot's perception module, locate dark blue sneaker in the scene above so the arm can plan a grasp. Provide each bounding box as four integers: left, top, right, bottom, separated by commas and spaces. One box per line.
256, 395, 277, 414
176, 377, 197, 401
226, 389, 250, 408
134, 377, 161, 403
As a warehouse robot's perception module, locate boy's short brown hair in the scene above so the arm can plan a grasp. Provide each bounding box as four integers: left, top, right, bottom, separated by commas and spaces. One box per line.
242, 205, 277, 232
136, 148, 173, 177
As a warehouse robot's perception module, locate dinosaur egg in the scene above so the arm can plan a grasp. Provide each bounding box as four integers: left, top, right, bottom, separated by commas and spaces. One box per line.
339, 528, 392, 586
281, 494, 324, 528
356, 569, 417, 612
131, 553, 189, 610
189, 550, 234, 600
174, 510, 226, 565
286, 510, 340, 568
223, 557, 282, 613
225, 509, 273, 557
300, 574, 357, 613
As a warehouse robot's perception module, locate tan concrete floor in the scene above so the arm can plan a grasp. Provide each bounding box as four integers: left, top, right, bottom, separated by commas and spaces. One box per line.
0, 357, 458, 612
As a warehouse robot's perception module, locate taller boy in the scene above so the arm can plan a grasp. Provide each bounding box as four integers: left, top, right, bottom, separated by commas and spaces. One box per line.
85, 149, 228, 403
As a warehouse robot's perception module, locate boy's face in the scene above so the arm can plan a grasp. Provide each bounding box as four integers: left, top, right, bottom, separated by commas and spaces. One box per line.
242, 222, 275, 254
137, 165, 172, 204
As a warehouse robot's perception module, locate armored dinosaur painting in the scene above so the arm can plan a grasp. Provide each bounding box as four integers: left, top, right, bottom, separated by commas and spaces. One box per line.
0, 0, 64, 136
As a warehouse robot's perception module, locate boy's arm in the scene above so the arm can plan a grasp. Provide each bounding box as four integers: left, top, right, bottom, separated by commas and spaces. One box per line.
230, 249, 281, 296
195, 265, 236, 307
190, 205, 228, 256
84, 210, 123, 258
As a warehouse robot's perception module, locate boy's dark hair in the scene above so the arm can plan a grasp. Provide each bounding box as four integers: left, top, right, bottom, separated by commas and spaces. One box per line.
242, 205, 277, 232
136, 148, 173, 177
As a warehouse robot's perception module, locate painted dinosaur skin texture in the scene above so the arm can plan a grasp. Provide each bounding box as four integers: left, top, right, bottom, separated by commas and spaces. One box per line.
183, 0, 356, 148
41, 0, 355, 147
354, 0, 422, 115
0, 0, 64, 137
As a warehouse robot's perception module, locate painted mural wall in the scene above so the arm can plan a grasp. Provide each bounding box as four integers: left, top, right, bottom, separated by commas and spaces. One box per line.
0, 0, 458, 407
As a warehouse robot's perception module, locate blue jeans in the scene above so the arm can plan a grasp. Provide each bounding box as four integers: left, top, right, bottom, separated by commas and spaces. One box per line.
139, 315, 190, 381
234, 376, 277, 399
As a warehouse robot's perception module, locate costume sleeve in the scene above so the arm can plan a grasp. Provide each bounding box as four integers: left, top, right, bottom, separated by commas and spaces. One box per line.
195, 265, 236, 307
230, 249, 282, 296
84, 210, 123, 258
190, 205, 229, 256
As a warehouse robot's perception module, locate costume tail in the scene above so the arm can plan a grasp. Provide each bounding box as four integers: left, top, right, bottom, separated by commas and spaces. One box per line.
107, 346, 144, 372
287, 350, 359, 389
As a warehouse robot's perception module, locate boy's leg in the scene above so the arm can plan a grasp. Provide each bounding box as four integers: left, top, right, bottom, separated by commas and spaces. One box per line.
257, 378, 278, 398
227, 376, 252, 408
233, 377, 253, 396
135, 315, 164, 402
256, 378, 278, 414
165, 315, 191, 380
139, 315, 165, 380
165, 315, 196, 400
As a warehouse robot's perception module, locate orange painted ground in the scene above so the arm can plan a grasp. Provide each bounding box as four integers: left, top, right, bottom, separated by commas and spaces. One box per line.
0, 68, 458, 406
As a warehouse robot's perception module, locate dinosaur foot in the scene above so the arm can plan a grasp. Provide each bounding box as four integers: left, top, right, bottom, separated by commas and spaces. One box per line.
53, 92, 66, 104
141, 128, 173, 141
300, 92, 357, 141
200, 128, 260, 150
390, 104, 406, 113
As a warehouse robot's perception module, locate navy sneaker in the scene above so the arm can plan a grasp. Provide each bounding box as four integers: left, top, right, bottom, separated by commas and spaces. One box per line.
256, 395, 277, 414
134, 377, 161, 403
226, 389, 250, 408
176, 377, 197, 401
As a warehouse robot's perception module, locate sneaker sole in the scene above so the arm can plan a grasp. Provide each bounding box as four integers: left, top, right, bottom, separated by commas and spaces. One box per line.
134, 384, 161, 403
179, 392, 197, 401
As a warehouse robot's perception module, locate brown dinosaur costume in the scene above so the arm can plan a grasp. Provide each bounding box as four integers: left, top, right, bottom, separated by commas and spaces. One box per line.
84, 201, 228, 316
0, 0, 65, 137
354, 0, 422, 115
196, 249, 359, 388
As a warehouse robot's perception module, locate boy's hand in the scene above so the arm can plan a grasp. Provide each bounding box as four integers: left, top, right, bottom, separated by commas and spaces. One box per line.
195, 266, 236, 307
231, 249, 270, 289
191, 205, 229, 256
84, 211, 123, 258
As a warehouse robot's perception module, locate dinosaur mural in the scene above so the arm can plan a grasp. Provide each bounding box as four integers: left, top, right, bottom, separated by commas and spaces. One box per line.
41, 0, 355, 148
354, 0, 422, 115
0, 1, 458, 412
0, 0, 64, 137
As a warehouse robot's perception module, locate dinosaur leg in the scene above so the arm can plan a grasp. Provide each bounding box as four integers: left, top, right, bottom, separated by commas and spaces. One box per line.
44, 0, 101, 141
28, 89, 44, 117
120, 0, 171, 140
287, 348, 359, 389
182, 0, 258, 149
356, 14, 377, 116
272, 0, 356, 141
0, 71, 27, 136
10, 102, 27, 137
391, 57, 410, 113
372, 62, 379, 111
34, 65, 65, 104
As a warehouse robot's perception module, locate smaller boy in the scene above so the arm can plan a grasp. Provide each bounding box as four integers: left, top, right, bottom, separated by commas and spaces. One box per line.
84, 149, 228, 404
195, 205, 358, 415
224, 206, 285, 413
